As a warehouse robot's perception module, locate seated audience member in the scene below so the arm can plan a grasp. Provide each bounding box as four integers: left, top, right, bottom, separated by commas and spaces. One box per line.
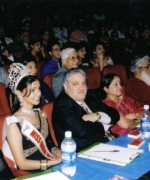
6, 57, 55, 111
0, 44, 18, 66
52, 48, 79, 97
29, 38, 46, 61
135, 27, 150, 56
0, 26, 13, 52
21, 38, 47, 62
108, 20, 125, 39
40, 29, 51, 59
109, 30, 125, 65
100, 73, 142, 136
125, 55, 150, 105
0, 66, 8, 87
52, 68, 121, 152
2, 63, 61, 172
53, 19, 68, 47
90, 41, 114, 71
15, 20, 38, 43
20, 57, 55, 104
73, 41, 89, 68
69, 21, 87, 43
12, 30, 30, 52
96, 25, 110, 51
41, 41, 61, 79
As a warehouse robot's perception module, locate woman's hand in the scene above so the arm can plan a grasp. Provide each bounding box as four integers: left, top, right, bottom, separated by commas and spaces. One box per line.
90, 60, 99, 67
47, 149, 62, 167
125, 113, 139, 121
40, 46, 46, 58
117, 113, 139, 129
82, 113, 99, 122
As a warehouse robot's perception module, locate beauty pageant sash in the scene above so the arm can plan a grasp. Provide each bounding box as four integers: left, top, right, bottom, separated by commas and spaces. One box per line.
20, 118, 56, 160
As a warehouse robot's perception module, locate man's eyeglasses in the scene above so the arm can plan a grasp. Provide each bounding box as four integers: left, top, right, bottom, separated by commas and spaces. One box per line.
139, 64, 150, 69
67, 57, 78, 61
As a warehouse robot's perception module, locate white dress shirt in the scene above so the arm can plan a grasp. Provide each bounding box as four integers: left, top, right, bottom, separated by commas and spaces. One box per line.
76, 101, 111, 131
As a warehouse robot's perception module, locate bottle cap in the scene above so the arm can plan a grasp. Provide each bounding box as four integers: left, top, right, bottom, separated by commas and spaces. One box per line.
144, 105, 149, 110
65, 131, 72, 138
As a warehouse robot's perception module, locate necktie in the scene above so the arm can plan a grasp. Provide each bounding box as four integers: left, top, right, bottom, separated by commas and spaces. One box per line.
81, 103, 92, 114
81, 102, 115, 141
57, 62, 60, 70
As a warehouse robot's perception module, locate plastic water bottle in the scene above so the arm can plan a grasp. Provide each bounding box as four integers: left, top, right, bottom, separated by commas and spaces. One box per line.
140, 105, 150, 139
61, 131, 76, 176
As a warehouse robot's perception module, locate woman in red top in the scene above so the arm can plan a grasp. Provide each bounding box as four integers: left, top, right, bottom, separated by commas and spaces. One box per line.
100, 73, 142, 136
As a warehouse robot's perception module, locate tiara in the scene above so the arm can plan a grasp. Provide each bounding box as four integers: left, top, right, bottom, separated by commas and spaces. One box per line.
9, 63, 30, 93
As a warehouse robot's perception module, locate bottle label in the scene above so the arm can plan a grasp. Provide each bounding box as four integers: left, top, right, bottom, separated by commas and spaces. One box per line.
140, 118, 150, 139
62, 151, 76, 166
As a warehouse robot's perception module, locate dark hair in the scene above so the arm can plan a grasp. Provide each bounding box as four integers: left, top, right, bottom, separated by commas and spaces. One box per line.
92, 41, 105, 52
22, 20, 30, 27
12, 75, 40, 114
110, 30, 118, 39
19, 53, 37, 66
141, 27, 150, 34
47, 41, 60, 52
73, 41, 87, 52
40, 29, 50, 36
100, 73, 120, 99
30, 37, 40, 47
20, 30, 30, 36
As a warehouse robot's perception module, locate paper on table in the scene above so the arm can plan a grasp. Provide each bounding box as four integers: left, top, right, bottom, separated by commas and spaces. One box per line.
78, 143, 143, 166
15, 169, 70, 180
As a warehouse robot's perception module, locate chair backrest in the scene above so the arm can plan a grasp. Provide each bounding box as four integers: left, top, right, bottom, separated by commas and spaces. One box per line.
42, 102, 58, 146
37, 60, 46, 80
0, 83, 11, 116
43, 73, 55, 88
84, 67, 102, 89
102, 65, 129, 85
0, 83, 11, 149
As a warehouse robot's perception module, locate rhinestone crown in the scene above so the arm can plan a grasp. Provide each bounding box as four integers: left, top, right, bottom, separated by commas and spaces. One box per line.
9, 63, 30, 93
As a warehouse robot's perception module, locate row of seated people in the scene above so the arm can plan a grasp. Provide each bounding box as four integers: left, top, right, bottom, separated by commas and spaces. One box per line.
0, 61, 139, 149
0, 53, 148, 177
0, 59, 129, 147
0, 39, 129, 80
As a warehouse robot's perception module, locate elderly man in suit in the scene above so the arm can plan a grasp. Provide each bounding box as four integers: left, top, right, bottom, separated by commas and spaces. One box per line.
52, 48, 79, 97
52, 68, 121, 152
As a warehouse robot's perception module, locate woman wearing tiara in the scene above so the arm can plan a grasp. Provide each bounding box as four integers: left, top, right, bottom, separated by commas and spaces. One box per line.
2, 63, 61, 172
6, 55, 55, 111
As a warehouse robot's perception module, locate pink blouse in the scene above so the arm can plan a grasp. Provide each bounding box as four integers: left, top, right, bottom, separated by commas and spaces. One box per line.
103, 88, 143, 136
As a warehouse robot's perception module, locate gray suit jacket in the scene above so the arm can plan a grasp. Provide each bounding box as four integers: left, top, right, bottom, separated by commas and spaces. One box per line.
52, 66, 66, 97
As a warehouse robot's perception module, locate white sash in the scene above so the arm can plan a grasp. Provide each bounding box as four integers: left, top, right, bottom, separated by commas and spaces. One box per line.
20, 118, 55, 160
2, 115, 55, 168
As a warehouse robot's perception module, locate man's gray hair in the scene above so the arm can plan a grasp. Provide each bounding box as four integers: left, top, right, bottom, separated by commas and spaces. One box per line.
63, 68, 87, 86
61, 48, 76, 63
130, 55, 150, 75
